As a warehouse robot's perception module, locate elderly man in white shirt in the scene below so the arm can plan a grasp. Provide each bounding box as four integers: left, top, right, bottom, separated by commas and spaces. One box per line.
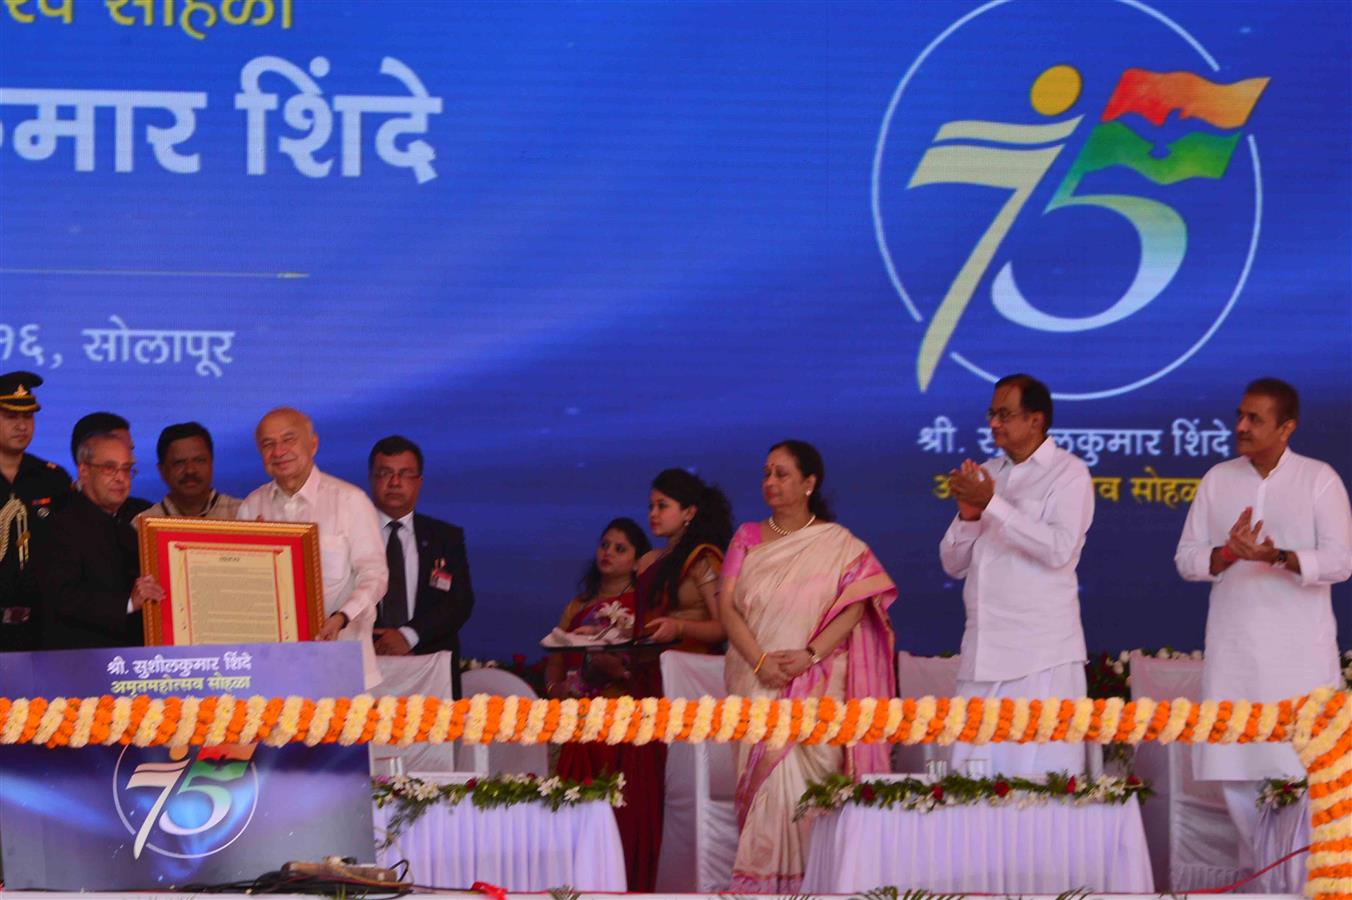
940, 373, 1095, 777
238, 407, 387, 687
1176, 378, 1352, 873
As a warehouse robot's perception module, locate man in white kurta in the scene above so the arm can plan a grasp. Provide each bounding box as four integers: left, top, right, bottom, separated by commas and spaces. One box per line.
1176, 378, 1352, 871
238, 407, 387, 688
941, 374, 1094, 776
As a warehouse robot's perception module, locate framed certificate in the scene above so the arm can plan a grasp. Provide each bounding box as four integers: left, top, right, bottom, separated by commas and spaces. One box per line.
138, 517, 325, 646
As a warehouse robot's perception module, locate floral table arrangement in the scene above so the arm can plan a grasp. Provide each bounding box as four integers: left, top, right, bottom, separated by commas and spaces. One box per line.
373, 771, 624, 847
796, 771, 1150, 821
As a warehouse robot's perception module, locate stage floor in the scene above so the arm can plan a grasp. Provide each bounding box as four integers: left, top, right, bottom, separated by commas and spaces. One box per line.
0, 886, 1308, 891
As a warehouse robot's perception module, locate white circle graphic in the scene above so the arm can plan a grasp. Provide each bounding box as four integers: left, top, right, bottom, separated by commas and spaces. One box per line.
871, 0, 1262, 400
112, 745, 260, 860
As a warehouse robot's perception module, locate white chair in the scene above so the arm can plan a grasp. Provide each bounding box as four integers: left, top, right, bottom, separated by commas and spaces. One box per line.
370, 651, 458, 776
894, 651, 961, 773
895, 651, 1098, 778
654, 652, 738, 892
1131, 652, 1241, 892
459, 667, 549, 777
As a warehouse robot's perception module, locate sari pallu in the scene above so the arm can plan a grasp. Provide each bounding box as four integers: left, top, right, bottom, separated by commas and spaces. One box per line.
725, 523, 896, 893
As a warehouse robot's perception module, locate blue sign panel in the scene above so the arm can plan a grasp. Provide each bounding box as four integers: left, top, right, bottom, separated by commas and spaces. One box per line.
0, 643, 371, 889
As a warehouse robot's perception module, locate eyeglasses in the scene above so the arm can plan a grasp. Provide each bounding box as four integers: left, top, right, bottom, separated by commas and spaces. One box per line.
166, 456, 210, 471
373, 468, 421, 482
985, 408, 1029, 423
88, 462, 137, 479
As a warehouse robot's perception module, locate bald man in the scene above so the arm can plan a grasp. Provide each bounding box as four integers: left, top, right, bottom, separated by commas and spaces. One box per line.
238, 408, 387, 686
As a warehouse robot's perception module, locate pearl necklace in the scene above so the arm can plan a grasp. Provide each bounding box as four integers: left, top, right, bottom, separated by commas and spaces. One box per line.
767, 514, 816, 536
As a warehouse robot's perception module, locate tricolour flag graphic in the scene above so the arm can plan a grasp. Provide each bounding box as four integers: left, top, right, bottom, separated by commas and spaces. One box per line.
1056, 69, 1268, 196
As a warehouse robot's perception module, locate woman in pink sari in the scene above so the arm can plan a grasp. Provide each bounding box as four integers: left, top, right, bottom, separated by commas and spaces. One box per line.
720, 440, 897, 893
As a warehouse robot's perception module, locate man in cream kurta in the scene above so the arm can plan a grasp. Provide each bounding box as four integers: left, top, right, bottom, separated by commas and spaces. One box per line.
239, 407, 387, 688
941, 374, 1095, 777
1176, 378, 1352, 871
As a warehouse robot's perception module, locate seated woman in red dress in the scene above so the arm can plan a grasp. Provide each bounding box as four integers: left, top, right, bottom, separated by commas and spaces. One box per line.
547, 518, 658, 890
546, 517, 650, 699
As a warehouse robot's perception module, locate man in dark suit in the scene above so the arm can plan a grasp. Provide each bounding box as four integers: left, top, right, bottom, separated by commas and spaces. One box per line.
41, 430, 162, 649
367, 435, 474, 697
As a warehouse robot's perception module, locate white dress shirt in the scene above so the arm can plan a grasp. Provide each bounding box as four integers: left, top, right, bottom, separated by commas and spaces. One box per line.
1177, 448, 1352, 779
377, 509, 421, 649
940, 437, 1095, 682
238, 466, 387, 687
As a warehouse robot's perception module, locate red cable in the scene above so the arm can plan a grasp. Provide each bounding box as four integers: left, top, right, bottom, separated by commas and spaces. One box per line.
1183, 843, 1311, 894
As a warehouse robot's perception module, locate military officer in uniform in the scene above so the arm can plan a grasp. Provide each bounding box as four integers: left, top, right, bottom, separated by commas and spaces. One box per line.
0, 371, 73, 651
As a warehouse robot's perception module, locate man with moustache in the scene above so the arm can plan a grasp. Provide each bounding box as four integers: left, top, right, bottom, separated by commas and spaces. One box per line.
1176, 378, 1352, 874
41, 431, 162, 648
367, 435, 475, 698
139, 422, 241, 521
238, 408, 386, 687
940, 373, 1094, 776
0, 372, 72, 650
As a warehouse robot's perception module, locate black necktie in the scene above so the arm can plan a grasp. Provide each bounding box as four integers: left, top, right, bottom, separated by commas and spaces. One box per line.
380, 521, 408, 627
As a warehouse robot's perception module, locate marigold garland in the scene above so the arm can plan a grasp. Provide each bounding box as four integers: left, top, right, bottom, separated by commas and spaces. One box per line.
4, 689, 1352, 899
0, 690, 1320, 752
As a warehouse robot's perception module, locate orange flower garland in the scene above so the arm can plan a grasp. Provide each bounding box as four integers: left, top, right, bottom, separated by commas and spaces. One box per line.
0, 691, 1319, 753
0, 688, 1348, 898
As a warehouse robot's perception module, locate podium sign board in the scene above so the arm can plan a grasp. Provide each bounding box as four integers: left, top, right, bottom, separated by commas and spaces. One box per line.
0, 642, 372, 890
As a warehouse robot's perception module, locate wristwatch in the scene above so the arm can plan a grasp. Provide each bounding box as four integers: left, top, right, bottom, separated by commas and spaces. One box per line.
806, 645, 822, 666
1273, 550, 1289, 568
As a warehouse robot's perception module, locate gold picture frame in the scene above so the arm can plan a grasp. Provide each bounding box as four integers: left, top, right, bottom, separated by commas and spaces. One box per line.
138, 517, 325, 646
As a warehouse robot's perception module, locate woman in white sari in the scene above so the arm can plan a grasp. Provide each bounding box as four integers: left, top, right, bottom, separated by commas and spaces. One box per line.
720, 440, 897, 892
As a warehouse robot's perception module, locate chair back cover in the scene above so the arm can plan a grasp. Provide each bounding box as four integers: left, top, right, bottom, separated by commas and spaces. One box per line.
655, 651, 737, 892
1131, 652, 1239, 891
460, 666, 548, 777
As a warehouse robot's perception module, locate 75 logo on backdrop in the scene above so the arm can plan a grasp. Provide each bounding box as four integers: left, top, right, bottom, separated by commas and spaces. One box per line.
114, 744, 259, 860
874, 1, 1269, 400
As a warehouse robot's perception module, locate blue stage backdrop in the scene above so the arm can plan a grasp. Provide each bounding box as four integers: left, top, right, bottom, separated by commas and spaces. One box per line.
2, 0, 1348, 661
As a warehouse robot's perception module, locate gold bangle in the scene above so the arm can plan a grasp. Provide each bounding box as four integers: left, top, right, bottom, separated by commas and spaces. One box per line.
753, 652, 767, 674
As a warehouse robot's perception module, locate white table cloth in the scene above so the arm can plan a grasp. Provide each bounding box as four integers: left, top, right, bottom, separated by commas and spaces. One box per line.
373, 800, 626, 890
802, 800, 1154, 893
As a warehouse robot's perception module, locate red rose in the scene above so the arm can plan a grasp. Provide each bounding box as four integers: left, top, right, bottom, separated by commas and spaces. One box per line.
1066, 776, 1078, 793
860, 784, 876, 802
931, 784, 944, 801
1126, 775, 1141, 787
583, 776, 593, 786
526, 772, 538, 781
993, 780, 1011, 798
465, 778, 478, 789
